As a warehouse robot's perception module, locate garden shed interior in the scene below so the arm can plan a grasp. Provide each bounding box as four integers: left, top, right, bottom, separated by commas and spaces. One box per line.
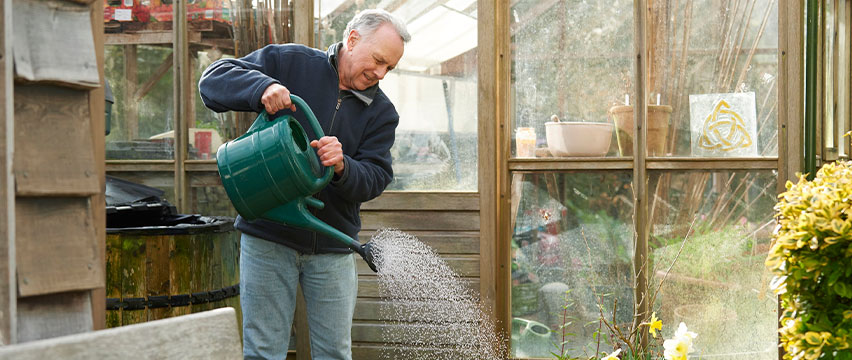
0, 0, 850, 359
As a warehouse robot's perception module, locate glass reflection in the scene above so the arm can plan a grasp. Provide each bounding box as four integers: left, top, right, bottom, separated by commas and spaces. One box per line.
649, 170, 778, 358
317, 0, 479, 191
510, 172, 634, 358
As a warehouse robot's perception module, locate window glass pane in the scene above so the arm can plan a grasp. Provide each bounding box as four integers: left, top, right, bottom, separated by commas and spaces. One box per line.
189, 172, 237, 217
649, 1, 779, 157
190, 1, 293, 158
510, 1, 635, 159
649, 170, 778, 358
510, 172, 634, 358
104, 0, 294, 160
106, 172, 176, 205
105, 44, 175, 160
316, 0, 479, 191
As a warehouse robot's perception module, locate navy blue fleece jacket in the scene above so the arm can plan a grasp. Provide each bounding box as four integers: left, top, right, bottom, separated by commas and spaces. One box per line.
198, 43, 398, 253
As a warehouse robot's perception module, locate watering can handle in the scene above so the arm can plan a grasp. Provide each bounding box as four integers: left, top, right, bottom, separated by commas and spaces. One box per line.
289, 94, 335, 186
245, 95, 334, 184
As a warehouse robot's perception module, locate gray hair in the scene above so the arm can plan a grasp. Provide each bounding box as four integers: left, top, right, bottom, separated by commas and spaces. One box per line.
344, 9, 411, 43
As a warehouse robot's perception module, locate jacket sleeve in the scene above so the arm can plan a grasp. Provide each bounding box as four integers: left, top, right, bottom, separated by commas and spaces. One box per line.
329, 109, 398, 203
198, 45, 284, 113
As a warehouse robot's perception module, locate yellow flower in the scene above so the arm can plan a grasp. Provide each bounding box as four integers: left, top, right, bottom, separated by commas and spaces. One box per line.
601, 348, 621, 360
648, 312, 662, 338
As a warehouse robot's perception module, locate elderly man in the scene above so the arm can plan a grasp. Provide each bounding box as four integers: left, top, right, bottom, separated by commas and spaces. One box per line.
199, 9, 409, 360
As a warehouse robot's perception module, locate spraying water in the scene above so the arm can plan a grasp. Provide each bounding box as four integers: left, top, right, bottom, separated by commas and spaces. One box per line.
369, 229, 507, 360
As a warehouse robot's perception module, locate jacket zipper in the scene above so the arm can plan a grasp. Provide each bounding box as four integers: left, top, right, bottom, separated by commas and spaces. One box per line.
310, 94, 342, 254
329, 93, 342, 134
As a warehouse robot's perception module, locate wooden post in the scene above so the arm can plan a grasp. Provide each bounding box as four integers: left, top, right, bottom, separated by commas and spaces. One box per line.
292, 2, 312, 357
174, 0, 190, 212
480, 0, 505, 349
777, 2, 803, 359
294, 0, 313, 47
89, 0, 106, 331
632, 0, 650, 350
0, 0, 14, 345
124, 45, 138, 140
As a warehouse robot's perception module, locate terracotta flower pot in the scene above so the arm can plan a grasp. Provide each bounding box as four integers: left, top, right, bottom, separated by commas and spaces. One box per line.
607, 105, 672, 156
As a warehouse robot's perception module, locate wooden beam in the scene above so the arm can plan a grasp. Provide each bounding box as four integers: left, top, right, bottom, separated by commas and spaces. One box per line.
124, 45, 138, 140
632, 0, 650, 348
134, 53, 173, 102
509, 158, 634, 171
779, 0, 804, 186
89, 0, 106, 331
105, 160, 175, 172
837, 0, 851, 158
174, 0, 190, 213
293, 0, 313, 47
0, 0, 15, 345
777, 3, 802, 359
478, 0, 505, 350
105, 31, 202, 45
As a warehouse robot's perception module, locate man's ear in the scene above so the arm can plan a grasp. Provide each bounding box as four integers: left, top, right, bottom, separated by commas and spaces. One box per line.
347, 30, 360, 49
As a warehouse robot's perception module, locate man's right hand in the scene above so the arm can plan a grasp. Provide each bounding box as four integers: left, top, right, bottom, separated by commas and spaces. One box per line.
260, 83, 297, 114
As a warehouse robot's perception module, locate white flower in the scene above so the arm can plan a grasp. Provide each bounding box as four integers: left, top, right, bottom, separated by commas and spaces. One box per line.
601, 348, 621, 360
674, 322, 698, 343
663, 322, 698, 360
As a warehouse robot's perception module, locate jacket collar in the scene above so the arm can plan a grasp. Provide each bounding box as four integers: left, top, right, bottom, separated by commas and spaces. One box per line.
328, 42, 378, 106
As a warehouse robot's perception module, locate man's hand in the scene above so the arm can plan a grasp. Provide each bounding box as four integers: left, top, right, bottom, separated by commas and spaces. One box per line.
260, 83, 297, 114
311, 136, 344, 175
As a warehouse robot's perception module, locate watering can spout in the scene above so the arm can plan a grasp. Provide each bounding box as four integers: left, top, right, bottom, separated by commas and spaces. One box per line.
263, 199, 379, 272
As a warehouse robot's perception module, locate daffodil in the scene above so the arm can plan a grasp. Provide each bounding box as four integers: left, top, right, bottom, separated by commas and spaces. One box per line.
663, 322, 697, 360
663, 337, 689, 360
601, 348, 621, 360
674, 322, 698, 343
647, 312, 662, 338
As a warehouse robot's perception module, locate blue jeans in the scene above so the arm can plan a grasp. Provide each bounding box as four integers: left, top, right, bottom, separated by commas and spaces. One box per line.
240, 233, 357, 360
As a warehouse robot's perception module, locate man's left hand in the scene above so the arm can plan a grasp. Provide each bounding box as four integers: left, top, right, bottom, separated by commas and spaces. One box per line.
311, 136, 344, 175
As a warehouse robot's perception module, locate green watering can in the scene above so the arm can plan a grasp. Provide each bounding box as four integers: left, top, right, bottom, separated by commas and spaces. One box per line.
216, 94, 378, 272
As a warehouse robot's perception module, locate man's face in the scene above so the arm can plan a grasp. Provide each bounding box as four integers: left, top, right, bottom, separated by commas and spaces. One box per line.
339, 23, 404, 91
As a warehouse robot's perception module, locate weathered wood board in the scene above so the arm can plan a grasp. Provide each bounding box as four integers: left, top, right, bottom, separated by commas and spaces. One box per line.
0, 307, 241, 359
16, 197, 102, 297
17, 291, 92, 343
13, 85, 98, 196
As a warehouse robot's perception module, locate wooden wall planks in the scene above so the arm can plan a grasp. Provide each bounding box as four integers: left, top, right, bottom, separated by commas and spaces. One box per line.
13, 85, 98, 196
15, 198, 102, 297
348, 192, 483, 359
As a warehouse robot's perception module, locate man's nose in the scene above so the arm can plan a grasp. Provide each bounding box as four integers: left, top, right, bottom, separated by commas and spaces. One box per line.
374, 67, 389, 80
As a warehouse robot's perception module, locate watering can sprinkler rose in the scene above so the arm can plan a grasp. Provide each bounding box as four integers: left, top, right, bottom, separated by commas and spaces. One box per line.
215, 94, 379, 272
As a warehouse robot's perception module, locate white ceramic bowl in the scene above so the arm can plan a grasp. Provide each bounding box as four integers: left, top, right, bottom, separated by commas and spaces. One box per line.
545, 121, 613, 157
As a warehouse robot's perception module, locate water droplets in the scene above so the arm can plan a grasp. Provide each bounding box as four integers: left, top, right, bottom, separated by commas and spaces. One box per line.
371, 229, 507, 359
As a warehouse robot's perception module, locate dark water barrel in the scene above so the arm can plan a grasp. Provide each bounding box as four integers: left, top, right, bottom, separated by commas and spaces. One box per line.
105, 216, 241, 329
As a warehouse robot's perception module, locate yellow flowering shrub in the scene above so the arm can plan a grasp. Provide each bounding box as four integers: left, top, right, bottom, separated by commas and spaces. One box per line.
766, 161, 852, 360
